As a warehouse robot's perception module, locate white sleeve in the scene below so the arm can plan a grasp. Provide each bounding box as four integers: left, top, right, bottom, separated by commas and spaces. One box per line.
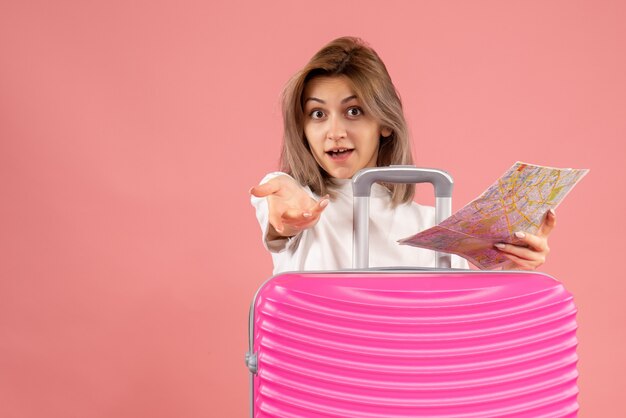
250, 172, 303, 253
452, 254, 471, 269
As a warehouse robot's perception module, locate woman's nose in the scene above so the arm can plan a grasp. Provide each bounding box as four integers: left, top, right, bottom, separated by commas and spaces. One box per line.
326, 115, 347, 141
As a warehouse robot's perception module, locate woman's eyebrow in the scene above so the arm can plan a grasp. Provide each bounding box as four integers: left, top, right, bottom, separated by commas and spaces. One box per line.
303, 95, 358, 105
303, 97, 325, 105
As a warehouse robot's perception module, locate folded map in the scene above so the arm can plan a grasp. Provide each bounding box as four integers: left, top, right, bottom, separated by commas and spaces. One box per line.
398, 162, 589, 269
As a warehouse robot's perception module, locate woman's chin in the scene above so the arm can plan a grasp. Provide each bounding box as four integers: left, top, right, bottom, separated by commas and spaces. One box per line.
326, 168, 355, 179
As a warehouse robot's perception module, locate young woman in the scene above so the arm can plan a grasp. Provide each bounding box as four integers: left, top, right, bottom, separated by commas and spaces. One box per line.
250, 37, 554, 274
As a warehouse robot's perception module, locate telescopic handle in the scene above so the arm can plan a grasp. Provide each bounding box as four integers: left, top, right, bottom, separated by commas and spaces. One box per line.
352, 166, 454, 269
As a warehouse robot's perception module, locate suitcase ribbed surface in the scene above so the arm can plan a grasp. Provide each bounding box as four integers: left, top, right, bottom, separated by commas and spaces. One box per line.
251, 271, 578, 417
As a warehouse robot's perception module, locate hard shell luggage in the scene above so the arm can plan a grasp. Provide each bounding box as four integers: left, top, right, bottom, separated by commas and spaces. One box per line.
246, 167, 578, 417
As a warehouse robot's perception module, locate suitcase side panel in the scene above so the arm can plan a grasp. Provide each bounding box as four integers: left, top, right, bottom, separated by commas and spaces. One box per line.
250, 271, 578, 417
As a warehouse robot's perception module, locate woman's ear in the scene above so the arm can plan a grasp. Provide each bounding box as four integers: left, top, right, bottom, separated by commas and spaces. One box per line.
381, 127, 392, 138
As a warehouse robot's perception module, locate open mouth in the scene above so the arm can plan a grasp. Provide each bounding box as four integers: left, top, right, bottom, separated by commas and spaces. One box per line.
326, 148, 354, 160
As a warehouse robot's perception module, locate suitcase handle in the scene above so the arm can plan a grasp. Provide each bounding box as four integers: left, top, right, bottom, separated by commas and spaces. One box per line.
352, 166, 454, 269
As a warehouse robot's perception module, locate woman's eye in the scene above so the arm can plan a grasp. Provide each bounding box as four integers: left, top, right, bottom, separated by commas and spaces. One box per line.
347, 107, 362, 117
310, 110, 325, 119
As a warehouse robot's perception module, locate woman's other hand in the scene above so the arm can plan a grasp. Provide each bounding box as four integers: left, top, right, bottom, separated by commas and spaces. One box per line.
494, 209, 556, 270
250, 176, 329, 239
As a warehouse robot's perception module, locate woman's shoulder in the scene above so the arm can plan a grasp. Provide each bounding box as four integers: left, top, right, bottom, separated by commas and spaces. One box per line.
258, 171, 293, 185
253, 171, 316, 200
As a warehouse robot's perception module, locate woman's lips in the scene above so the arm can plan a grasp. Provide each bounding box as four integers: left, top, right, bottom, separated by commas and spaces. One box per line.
326, 149, 354, 162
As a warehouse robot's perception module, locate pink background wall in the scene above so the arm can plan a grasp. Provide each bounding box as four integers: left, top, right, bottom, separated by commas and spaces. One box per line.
1, 1, 624, 417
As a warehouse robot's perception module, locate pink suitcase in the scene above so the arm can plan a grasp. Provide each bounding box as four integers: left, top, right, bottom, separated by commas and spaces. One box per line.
246, 167, 578, 417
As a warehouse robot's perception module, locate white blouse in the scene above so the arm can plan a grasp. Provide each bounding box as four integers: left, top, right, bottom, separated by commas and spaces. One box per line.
251, 173, 469, 275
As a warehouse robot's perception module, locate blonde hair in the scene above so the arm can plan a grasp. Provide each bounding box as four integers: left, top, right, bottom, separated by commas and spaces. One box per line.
280, 36, 415, 205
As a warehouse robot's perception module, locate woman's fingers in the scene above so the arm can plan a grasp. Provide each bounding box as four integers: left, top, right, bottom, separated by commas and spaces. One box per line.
511, 231, 550, 253
499, 253, 536, 271
251, 176, 329, 236
537, 209, 556, 237
268, 212, 285, 234
494, 230, 550, 270
282, 195, 330, 229
281, 208, 309, 224
249, 179, 281, 198
271, 205, 313, 234
303, 195, 330, 218
494, 241, 547, 266
493, 209, 556, 270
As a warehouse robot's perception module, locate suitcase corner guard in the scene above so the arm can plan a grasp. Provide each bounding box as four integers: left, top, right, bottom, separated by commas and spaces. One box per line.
245, 351, 258, 374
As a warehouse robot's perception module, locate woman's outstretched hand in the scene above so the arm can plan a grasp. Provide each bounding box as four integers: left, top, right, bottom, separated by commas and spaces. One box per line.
250, 176, 329, 239
494, 209, 556, 270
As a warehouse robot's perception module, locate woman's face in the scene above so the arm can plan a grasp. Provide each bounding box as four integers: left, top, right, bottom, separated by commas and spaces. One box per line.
302, 75, 391, 179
